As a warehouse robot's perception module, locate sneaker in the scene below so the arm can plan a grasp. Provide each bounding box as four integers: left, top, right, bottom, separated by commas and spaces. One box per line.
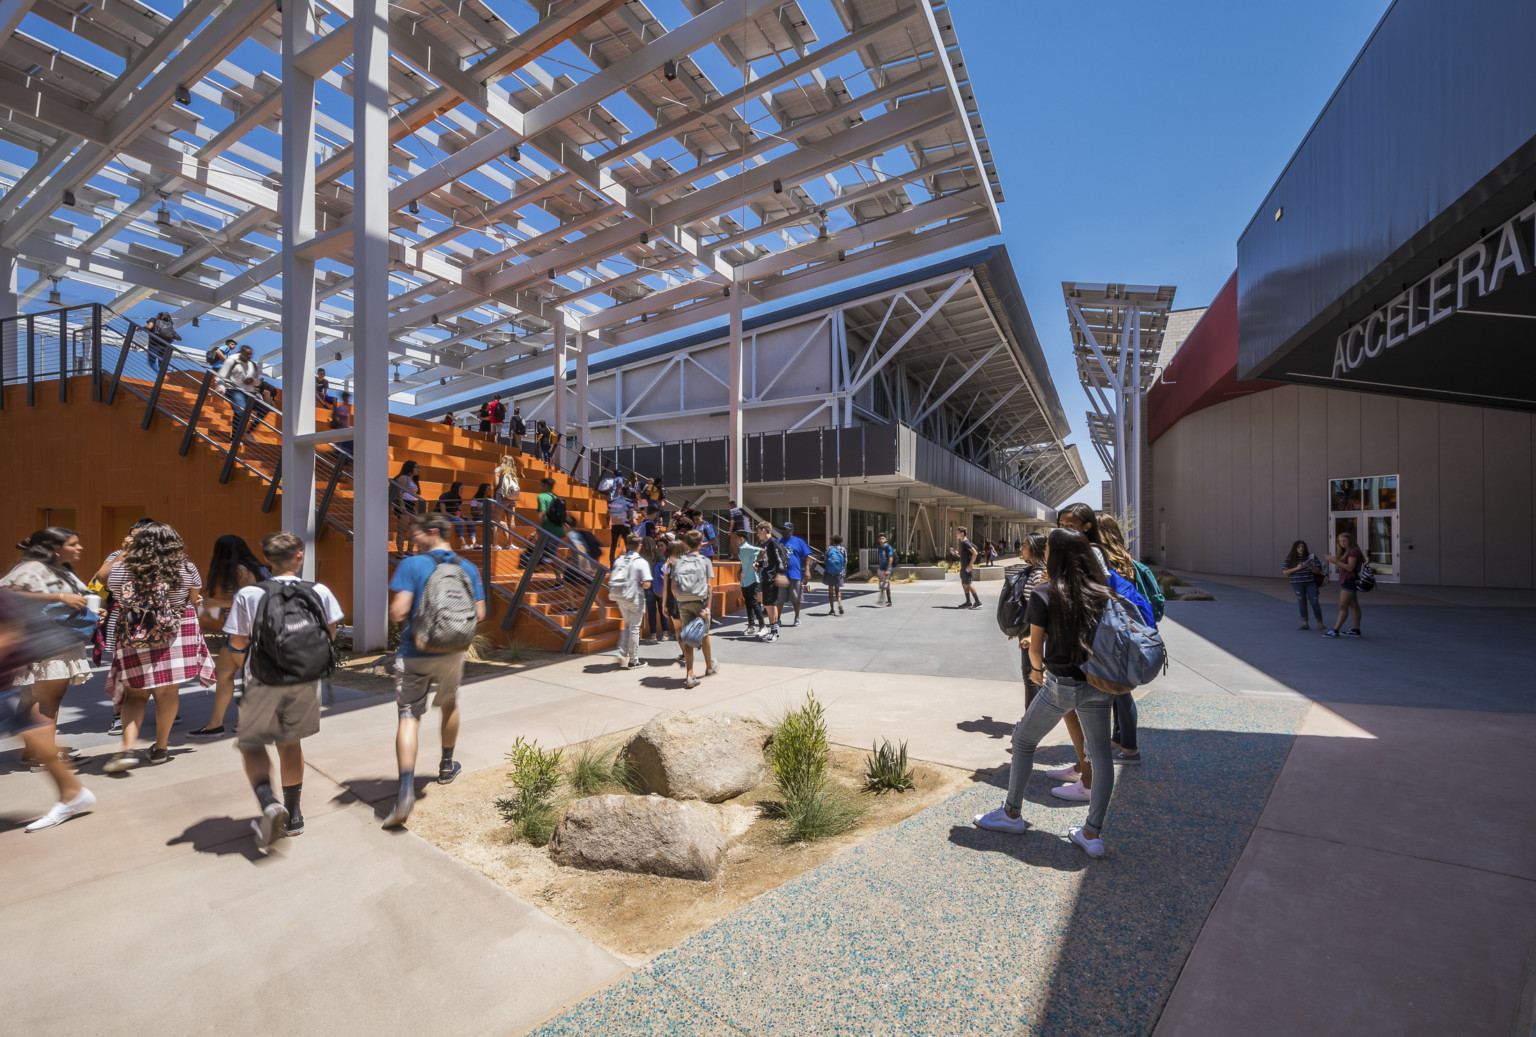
381, 794, 415, 829
1050, 780, 1092, 802
973, 803, 1027, 834
838, 605, 844, 616
1322, 629, 1341, 638
1297, 623, 1310, 630
187, 725, 225, 739
683, 677, 701, 689
790, 617, 800, 627
438, 760, 462, 785
24, 787, 96, 832
103, 751, 141, 774
704, 663, 719, 677
1069, 825, 1105, 859
1345, 629, 1362, 637
626, 659, 644, 669
825, 610, 836, 617
1112, 748, 1142, 764
1043, 765, 1080, 782
285, 814, 305, 837
762, 631, 778, 643
147, 746, 170, 764
107, 716, 122, 736
252, 801, 290, 851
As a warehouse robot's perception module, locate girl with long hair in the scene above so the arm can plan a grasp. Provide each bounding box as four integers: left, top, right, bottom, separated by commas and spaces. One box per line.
975, 527, 1117, 858
438, 480, 466, 544
189, 535, 269, 738
391, 460, 421, 551
1282, 539, 1325, 630
102, 522, 215, 772
1056, 502, 1109, 573
1, 527, 94, 821
1015, 532, 1048, 706
1324, 530, 1365, 637
1094, 512, 1144, 764
466, 482, 492, 549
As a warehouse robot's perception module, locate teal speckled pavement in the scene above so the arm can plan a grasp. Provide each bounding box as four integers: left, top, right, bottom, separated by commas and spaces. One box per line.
529, 691, 1307, 1037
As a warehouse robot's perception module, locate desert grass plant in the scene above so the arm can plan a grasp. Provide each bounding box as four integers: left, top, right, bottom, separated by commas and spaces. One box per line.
499, 737, 564, 845
567, 739, 638, 796
862, 738, 915, 793
769, 692, 866, 841
467, 634, 530, 664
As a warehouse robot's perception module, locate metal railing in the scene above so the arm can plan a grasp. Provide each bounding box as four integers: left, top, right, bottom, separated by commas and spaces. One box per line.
0, 303, 111, 406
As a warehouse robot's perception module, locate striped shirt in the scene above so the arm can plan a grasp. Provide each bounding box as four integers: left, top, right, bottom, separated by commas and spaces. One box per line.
1284, 554, 1322, 585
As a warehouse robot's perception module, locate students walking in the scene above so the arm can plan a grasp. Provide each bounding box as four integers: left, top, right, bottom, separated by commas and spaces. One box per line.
753, 521, 788, 641
733, 530, 767, 633
1282, 540, 1325, 630
608, 535, 651, 669
1324, 531, 1365, 638
383, 514, 486, 827
876, 532, 896, 606
779, 522, 812, 626
672, 530, 716, 688
1, 528, 94, 779
102, 522, 215, 772
974, 527, 1119, 859
189, 535, 270, 738
607, 486, 632, 566
956, 527, 982, 608
223, 532, 342, 850
640, 535, 670, 644
823, 534, 847, 615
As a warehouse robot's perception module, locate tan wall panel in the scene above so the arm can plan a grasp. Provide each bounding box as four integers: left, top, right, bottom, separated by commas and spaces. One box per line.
1249, 391, 1276, 576
1397, 398, 1442, 584
1437, 404, 1485, 585
1270, 386, 1302, 566
1214, 404, 1234, 571
1360, 393, 1399, 475
1296, 388, 1331, 555
1482, 409, 1533, 587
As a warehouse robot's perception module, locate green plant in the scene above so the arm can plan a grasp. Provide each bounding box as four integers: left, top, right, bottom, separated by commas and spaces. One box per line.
862, 738, 915, 793
769, 691, 829, 804
467, 635, 530, 664
782, 778, 865, 841
387, 621, 403, 653
500, 737, 565, 845
567, 739, 636, 795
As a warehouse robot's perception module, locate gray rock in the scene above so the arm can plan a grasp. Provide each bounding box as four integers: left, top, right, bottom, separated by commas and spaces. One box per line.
548, 794, 727, 881
1173, 587, 1215, 601
623, 710, 770, 803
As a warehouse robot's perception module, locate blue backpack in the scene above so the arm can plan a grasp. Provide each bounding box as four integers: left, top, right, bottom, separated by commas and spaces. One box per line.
1082, 584, 1167, 695
824, 546, 846, 577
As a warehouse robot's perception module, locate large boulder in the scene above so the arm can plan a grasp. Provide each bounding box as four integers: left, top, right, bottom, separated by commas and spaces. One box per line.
623, 710, 770, 803
549, 794, 727, 881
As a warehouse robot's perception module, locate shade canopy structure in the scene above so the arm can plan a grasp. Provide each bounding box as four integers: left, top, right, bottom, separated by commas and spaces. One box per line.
0, 0, 1003, 400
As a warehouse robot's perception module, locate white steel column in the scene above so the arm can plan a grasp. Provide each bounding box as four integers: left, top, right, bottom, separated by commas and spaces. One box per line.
0, 249, 16, 377
575, 328, 589, 482
351, 0, 390, 649
551, 320, 567, 454
727, 283, 744, 502
1129, 304, 1143, 555
280, 0, 319, 577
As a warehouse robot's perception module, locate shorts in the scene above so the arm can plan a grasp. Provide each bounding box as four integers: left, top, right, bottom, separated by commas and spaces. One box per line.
677, 598, 707, 628
787, 579, 805, 607
760, 580, 781, 607
394, 651, 465, 718
236, 678, 321, 750
0, 688, 41, 739
960, 569, 974, 585
878, 571, 891, 589
824, 574, 843, 588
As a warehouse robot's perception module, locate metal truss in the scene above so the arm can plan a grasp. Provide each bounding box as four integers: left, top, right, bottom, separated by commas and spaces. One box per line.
1062, 281, 1175, 552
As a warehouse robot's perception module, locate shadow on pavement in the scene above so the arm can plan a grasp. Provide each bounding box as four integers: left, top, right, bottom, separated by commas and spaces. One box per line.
166, 816, 267, 862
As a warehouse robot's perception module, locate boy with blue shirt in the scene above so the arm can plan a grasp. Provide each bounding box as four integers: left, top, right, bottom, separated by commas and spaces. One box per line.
383, 514, 486, 828
780, 521, 812, 627
876, 532, 896, 606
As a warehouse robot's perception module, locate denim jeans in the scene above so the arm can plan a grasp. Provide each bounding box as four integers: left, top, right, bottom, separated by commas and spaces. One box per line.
1006, 673, 1115, 835
617, 601, 644, 662
1294, 581, 1323, 622
644, 587, 670, 638
1111, 693, 1138, 752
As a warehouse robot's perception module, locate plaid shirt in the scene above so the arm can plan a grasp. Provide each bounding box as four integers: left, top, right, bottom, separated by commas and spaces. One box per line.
106, 606, 215, 702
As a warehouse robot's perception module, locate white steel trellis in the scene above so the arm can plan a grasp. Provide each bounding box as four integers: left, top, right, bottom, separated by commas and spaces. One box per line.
1062, 281, 1175, 555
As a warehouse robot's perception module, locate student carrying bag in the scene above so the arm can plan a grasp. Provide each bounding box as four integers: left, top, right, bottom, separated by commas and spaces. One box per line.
250, 581, 336, 685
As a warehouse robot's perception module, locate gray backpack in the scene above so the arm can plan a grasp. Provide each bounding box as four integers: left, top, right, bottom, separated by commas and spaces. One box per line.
1082, 595, 1168, 695
412, 552, 479, 653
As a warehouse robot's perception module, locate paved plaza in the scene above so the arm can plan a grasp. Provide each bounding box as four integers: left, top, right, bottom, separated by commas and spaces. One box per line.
2, 575, 1533, 1036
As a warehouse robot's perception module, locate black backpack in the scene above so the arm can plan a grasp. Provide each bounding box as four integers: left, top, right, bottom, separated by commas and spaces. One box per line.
249, 580, 336, 686
546, 495, 568, 526
995, 564, 1041, 638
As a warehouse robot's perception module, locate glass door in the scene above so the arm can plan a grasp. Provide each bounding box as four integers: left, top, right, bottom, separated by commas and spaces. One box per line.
1327, 475, 1400, 583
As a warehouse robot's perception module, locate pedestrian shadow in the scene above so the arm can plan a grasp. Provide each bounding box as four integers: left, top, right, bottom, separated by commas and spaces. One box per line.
166, 816, 267, 862
331, 776, 437, 818
946, 825, 1090, 872
955, 715, 1015, 739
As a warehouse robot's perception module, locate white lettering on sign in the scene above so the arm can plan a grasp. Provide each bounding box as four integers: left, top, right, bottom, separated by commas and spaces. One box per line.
1331, 201, 1536, 379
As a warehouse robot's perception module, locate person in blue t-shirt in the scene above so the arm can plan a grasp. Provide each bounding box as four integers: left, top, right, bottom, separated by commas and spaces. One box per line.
876, 532, 896, 607
822, 534, 847, 616
382, 513, 486, 829
779, 522, 812, 627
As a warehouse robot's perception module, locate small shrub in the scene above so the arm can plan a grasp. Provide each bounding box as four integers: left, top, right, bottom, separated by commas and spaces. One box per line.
467, 635, 529, 664
862, 738, 915, 793
783, 778, 865, 841
770, 691, 829, 804
500, 737, 564, 845
568, 740, 636, 795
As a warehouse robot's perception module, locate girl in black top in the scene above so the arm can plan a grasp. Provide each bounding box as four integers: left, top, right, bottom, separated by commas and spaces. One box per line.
975, 527, 1117, 859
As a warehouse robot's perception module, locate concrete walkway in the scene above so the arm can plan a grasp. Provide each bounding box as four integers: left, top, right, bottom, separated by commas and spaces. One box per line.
2, 577, 1532, 1036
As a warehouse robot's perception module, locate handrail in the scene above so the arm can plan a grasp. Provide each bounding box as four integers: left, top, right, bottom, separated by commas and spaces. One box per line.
179, 372, 214, 456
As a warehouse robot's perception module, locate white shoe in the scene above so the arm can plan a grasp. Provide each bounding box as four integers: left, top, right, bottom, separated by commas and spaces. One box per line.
704, 664, 719, 676
25, 787, 96, 832
381, 794, 415, 829
1043, 765, 1080, 782
1069, 825, 1105, 858
1050, 780, 1092, 802
973, 802, 1027, 834
252, 801, 290, 851
791, 617, 800, 627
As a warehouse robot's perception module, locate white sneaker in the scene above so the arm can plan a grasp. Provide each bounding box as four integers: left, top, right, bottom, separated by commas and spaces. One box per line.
791, 617, 800, 627
704, 664, 719, 676
973, 803, 1027, 834
1049, 780, 1092, 802
1069, 825, 1105, 858
25, 787, 96, 832
763, 631, 778, 642
683, 677, 701, 689
1043, 765, 1080, 782
252, 801, 291, 851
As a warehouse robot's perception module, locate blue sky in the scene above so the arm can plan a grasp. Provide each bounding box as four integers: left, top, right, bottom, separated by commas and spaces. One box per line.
946, 0, 1392, 498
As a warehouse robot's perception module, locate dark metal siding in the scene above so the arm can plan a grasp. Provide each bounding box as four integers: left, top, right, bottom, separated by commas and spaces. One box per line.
1236, 0, 1536, 379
